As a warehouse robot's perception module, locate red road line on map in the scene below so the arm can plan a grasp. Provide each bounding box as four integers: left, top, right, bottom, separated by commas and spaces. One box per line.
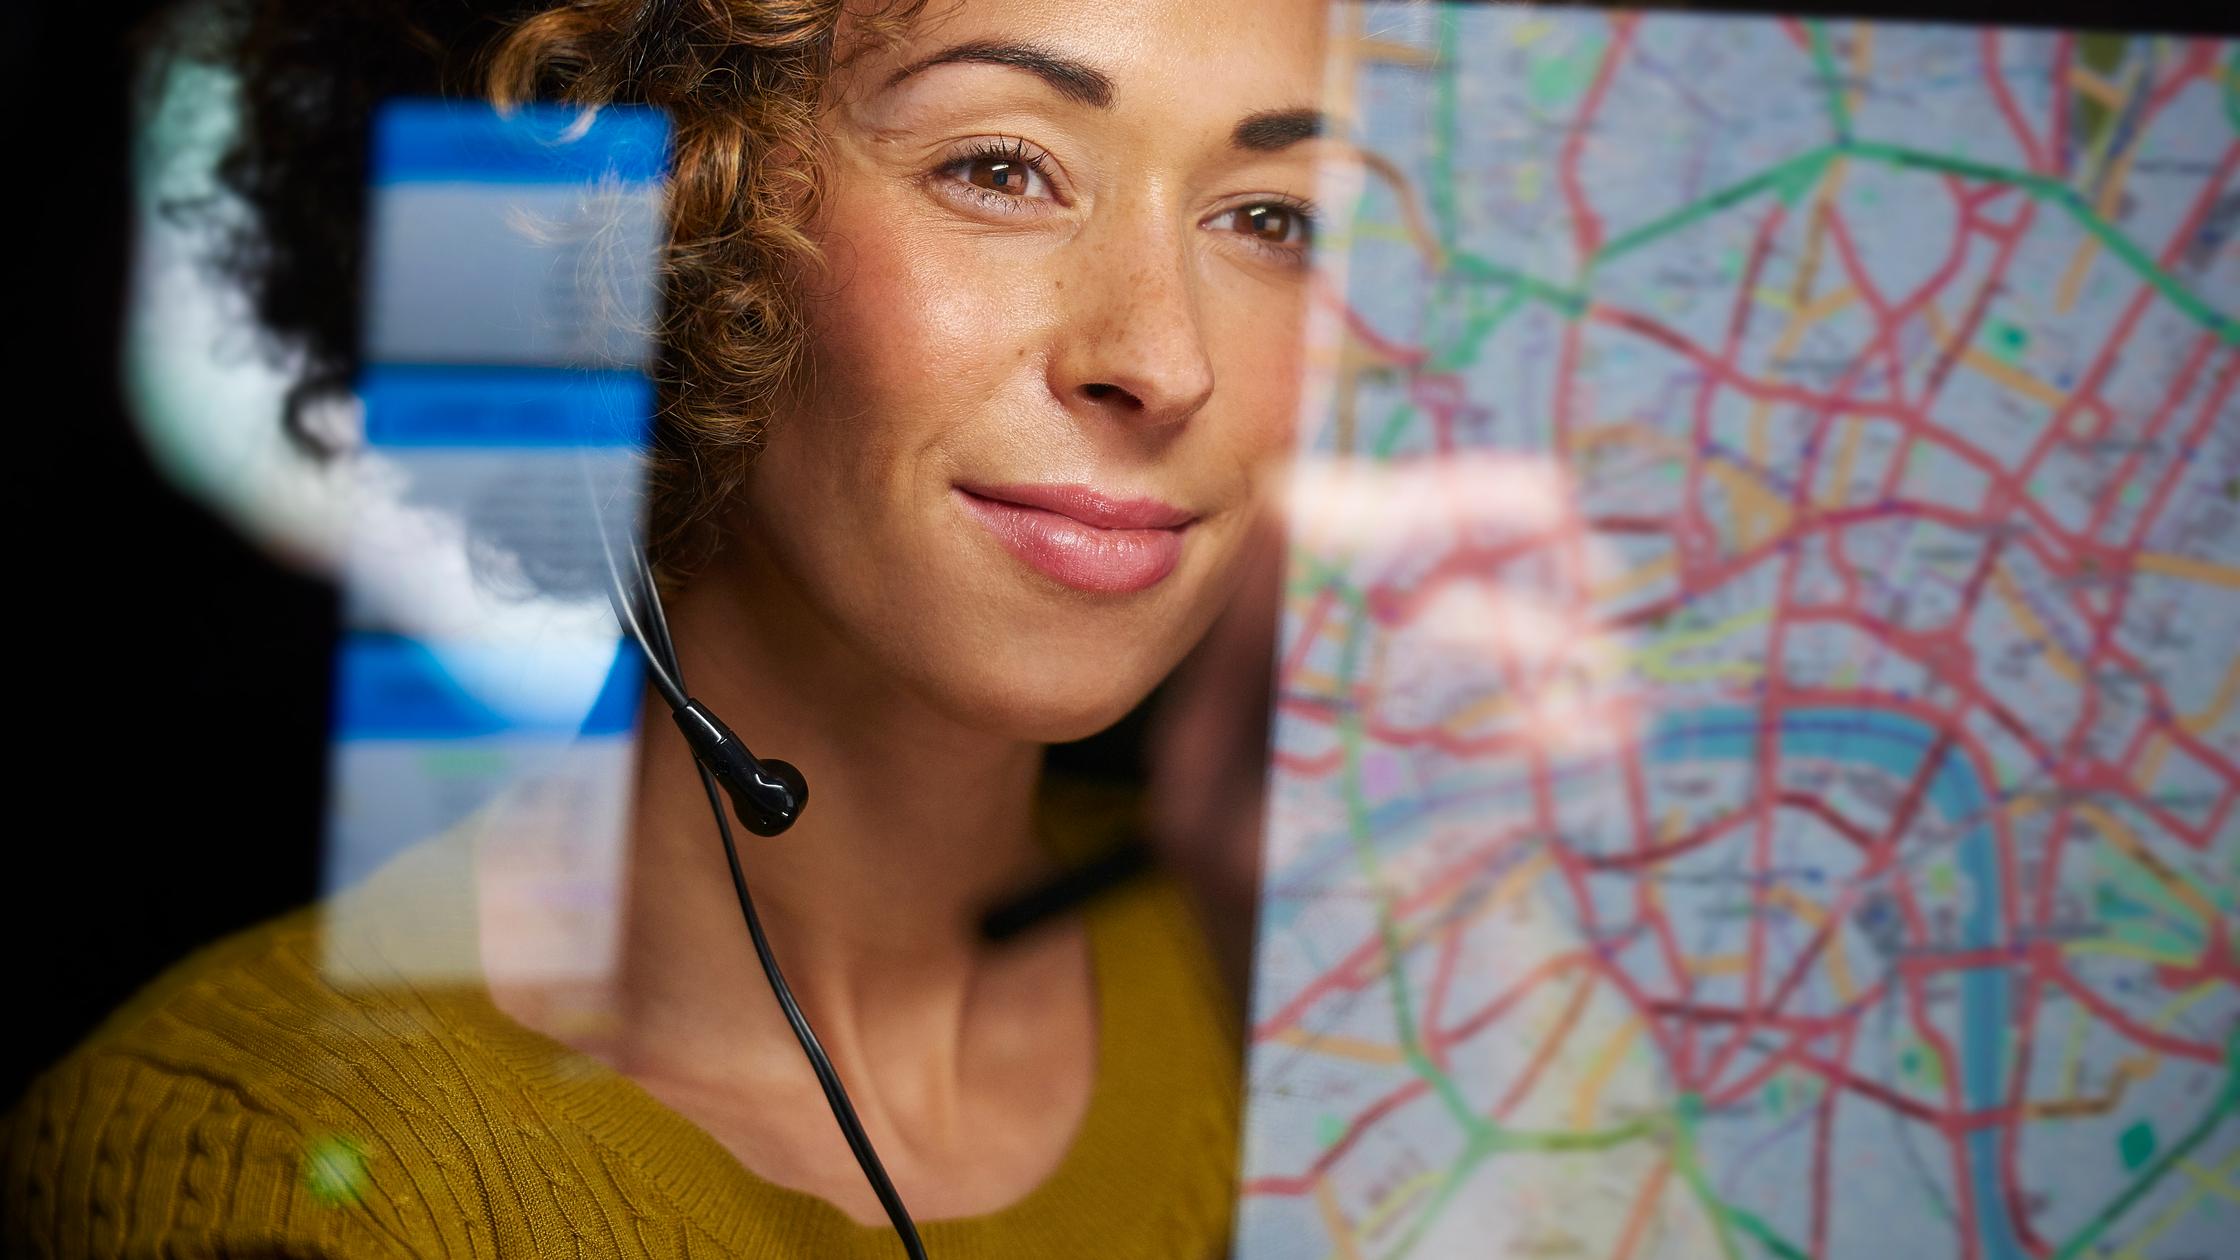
1981, 31, 2049, 174
1927, 201, 2035, 411
2050, 33, 2074, 174
1242, 1076, 1433, 1198
1273, 746, 1343, 777
1810, 1016, 1860, 1256
1493, 972, 1596, 1119
1998, 967, 2054, 1255
1559, 14, 1636, 261
2042, 962, 2224, 1063
2141, 40, 2221, 134
1282, 584, 1341, 679
1253, 828, 1547, 1042
2082, 329, 2215, 550
1423, 927, 1464, 1070
1435, 948, 1597, 1050
1900, 955, 1985, 1260
1699, 713, 1972, 1087
1618, 732, 1695, 995
1582, 806, 1754, 870
1774, 791, 1878, 852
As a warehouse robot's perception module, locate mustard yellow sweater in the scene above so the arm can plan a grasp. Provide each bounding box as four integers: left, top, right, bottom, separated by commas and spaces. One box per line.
3, 789, 1242, 1257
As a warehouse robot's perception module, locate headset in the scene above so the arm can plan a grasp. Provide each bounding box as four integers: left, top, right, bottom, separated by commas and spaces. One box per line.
590, 515, 930, 1259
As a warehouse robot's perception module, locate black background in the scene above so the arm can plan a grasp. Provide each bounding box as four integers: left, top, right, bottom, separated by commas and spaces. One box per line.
12, 0, 2236, 1111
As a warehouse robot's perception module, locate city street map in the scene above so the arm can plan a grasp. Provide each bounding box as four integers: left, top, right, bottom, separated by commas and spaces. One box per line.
1239, 9, 2239, 1259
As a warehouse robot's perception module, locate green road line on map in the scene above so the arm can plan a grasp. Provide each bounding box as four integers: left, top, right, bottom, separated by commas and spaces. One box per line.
1428, 285, 1531, 373
1671, 1095, 1748, 1260
2225, 49, 2240, 136
1580, 134, 2233, 344
1388, 1116, 1667, 1260
2050, 1025, 2240, 1259
1428, 8, 1462, 247
1594, 147, 1838, 268
1450, 251, 1589, 314
1369, 401, 1419, 458
1388, 1126, 1498, 1259
1844, 141, 2238, 344
1808, 23, 1853, 140
1327, 583, 1485, 1140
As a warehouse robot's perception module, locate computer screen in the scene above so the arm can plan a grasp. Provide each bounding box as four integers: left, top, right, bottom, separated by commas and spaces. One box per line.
1241, 8, 2236, 1258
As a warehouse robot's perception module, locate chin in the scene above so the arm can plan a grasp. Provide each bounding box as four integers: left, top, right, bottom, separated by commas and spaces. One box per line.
927, 635, 1173, 746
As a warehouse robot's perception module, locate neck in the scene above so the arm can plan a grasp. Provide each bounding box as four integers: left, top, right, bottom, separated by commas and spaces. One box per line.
608, 539, 1054, 1090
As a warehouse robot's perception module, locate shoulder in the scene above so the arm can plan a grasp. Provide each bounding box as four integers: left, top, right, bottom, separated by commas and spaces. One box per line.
2, 908, 450, 1256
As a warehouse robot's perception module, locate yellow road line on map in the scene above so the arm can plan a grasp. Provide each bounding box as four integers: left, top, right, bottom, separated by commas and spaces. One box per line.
1689, 953, 1750, 976
2056, 1002, 2090, 1098
2154, 980, 2223, 1031
1572, 422, 1693, 465
1613, 1155, 1676, 1260
1818, 416, 1867, 508
1591, 552, 1678, 606
1354, 1168, 1445, 1244
1569, 1017, 1644, 1128
1633, 607, 1772, 683
1921, 305, 2071, 409
2134, 551, 2240, 589
1315, 1179, 1365, 1260
1989, 568, 2086, 684
2131, 733, 2173, 798
2176, 1156, 2240, 1205
2058, 61, 2152, 315
1762, 885, 1860, 1002
2055, 237, 2098, 314
1742, 154, 1852, 526
1705, 461, 1795, 552
2111, 1150, 2240, 1260
1747, 284, 1858, 486
1353, 37, 1437, 68
2073, 801, 2218, 924
1278, 1027, 1408, 1066
2065, 936, 2202, 968
2028, 1055, 2156, 1120
1847, 25, 1873, 118
2069, 67, 2124, 108
2183, 657, 2240, 736
1437, 689, 1521, 736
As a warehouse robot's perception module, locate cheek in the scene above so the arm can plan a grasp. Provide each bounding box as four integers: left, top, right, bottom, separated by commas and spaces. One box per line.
1206, 284, 1310, 462
809, 205, 1054, 428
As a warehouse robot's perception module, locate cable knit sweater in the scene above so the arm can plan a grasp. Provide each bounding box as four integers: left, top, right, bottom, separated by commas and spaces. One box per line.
3, 785, 1242, 1258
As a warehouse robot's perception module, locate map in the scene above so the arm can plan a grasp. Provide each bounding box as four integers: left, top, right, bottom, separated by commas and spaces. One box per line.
1238, 9, 2239, 1260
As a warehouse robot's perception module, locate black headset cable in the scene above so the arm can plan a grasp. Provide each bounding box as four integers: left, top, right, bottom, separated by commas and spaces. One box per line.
605, 554, 930, 1259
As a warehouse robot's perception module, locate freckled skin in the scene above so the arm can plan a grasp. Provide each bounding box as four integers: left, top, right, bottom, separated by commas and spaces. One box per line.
719, 0, 1328, 743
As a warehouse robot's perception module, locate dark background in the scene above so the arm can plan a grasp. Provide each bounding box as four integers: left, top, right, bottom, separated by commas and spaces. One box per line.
13, 0, 2236, 1111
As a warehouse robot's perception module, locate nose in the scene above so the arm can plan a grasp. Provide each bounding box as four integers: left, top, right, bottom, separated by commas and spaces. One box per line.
1046, 207, 1217, 428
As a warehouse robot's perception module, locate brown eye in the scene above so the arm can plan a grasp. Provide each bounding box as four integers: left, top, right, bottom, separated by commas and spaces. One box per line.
967, 156, 1035, 195
1229, 203, 1308, 247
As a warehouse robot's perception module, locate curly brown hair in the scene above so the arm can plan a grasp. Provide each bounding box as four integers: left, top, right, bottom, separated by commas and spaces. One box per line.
209, 0, 925, 575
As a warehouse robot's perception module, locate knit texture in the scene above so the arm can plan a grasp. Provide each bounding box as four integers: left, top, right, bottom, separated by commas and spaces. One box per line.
3, 782, 1242, 1258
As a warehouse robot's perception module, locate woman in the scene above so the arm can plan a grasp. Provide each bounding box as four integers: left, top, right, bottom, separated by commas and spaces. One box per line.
4, 0, 1322, 1254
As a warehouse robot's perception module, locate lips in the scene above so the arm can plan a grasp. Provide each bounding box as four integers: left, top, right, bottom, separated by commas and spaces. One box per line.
956, 482, 1197, 594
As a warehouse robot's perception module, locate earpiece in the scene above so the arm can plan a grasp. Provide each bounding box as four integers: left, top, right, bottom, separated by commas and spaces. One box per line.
671, 699, 808, 836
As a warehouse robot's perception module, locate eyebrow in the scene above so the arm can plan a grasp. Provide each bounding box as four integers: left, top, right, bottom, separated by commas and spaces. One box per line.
883, 40, 1115, 108
1232, 108, 1323, 152
883, 42, 1326, 153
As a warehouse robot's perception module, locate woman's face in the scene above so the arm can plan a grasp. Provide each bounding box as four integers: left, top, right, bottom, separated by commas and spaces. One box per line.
730, 0, 1329, 741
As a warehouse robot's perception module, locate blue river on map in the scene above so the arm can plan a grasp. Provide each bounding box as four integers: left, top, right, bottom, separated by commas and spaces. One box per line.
1648, 704, 2022, 1260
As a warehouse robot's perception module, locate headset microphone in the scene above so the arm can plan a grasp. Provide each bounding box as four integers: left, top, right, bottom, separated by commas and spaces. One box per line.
671, 700, 808, 836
